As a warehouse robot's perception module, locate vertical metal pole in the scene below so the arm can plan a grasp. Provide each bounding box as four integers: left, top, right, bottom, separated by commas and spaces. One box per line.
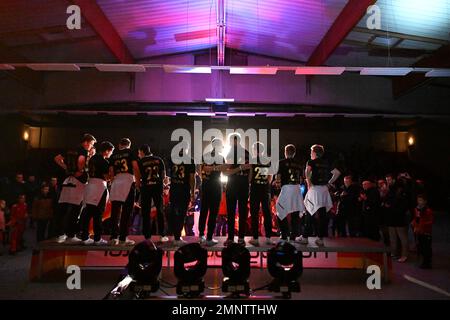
216, 0, 226, 66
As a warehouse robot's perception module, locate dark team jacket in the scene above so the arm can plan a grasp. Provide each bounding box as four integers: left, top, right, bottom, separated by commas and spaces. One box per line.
168, 160, 196, 190
338, 183, 361, 213
384, 184, 409, 227
139, 155, 166, 186
109, 148, 137, 175
307, 158, 331, 186
277, 158, 302, 187
226, 146, 250, 182
88, 154, 110, 181
200, 152, 224, 188
361, 187, 381, 215
64, 146, 89, 183
250, 157, 271, 190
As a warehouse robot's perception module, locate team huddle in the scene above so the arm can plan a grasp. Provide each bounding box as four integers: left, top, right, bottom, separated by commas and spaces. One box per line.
53, 133, 340, 247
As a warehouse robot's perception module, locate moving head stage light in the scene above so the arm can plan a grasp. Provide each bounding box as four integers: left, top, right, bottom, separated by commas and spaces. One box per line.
107, 240, 163, 299
221, 243, 251, 297
267, 241, 303, 299
174, 243, 208, 298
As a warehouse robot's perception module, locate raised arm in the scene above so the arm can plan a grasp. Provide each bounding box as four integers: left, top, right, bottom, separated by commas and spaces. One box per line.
54, 154, 67, 171
329, 168, 341, 185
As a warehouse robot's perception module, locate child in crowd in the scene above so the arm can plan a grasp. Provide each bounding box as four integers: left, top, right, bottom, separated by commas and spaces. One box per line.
411, 194, 433, 269
7, 194, 28, 255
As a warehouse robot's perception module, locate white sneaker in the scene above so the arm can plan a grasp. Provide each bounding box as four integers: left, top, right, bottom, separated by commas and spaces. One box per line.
160, 236, 169, 243
206, 239, 219, 247
110, 238, 120, 246
249, 238, 259, 246
66, 236, 83, 244
173, 239, 187, 247
83, 238, 94, 245
120, 238, 135, 246
295, 236, 309, 245
315, 238, 324, 246
56, 235, 67, 243
94, 239, 108, 246
199, 236, 207, 244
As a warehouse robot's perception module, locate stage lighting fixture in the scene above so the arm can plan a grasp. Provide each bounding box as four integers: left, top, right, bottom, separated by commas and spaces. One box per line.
267, 241, 303, 299
221, 243, 251, 297
220, 173, 228, 183
23, 130, 30, 142
174, 243, 208, 297
408, 136, 415, 146
126, 240, 163, 298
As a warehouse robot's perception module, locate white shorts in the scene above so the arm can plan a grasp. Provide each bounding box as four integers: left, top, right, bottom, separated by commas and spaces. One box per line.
276, 184, 306, 221
304, 185, 333, 216
110, 173, 134, 202
58, 176, 86, 206
83, 178, 108, 207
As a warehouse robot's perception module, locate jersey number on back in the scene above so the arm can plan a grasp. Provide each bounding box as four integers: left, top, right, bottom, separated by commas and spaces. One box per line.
145, 166, 160, 183
115, 159, 129, 173
172, 165, 185, 179
255, 167, 268, 180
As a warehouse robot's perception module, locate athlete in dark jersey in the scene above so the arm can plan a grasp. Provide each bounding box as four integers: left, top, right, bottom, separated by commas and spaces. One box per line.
109, 138, 141, 246
248, 142, 273, 246
303, 144, 341, 246
138, 144, 167, 241
276, 144, 303, 241
80, 141, 114, 245
198, 138, 226, 246
87, 154, 110, 179
277, 158, 302, 186
224, 134, 251, 246
53, 134, 96, 244
168, 148, 196, 245
307, 158, 331, 186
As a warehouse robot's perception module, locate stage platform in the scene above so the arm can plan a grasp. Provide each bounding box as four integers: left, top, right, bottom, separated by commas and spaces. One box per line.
32, 236, 391, 282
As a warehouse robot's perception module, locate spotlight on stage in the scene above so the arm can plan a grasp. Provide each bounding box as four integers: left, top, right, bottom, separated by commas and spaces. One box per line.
267, 241, 303, 299
127, 240, 163, 298
174, 243, 208, 298
221, 243, 251, 297
107, 240, 163, 299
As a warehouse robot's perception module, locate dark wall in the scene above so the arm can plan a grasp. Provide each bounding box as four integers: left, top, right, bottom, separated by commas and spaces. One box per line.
0, 116, 29, 174
1, 114, 448, 206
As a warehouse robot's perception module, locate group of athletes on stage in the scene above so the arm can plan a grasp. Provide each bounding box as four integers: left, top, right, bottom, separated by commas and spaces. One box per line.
53, 133, 340, 247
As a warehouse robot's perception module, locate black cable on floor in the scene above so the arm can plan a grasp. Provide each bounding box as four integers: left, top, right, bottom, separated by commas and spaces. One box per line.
160, 278, 176, 288
158, 287, 170, 296
251, 283, 270, 292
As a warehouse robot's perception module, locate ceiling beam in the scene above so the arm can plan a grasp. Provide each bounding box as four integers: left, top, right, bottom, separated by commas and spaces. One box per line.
0, 42, 43, 91
70, 0, 134, 63
352, 27, 449, 46
306, 0, 376, 66
392, 45, 450, 98
9, 36, 99, 50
